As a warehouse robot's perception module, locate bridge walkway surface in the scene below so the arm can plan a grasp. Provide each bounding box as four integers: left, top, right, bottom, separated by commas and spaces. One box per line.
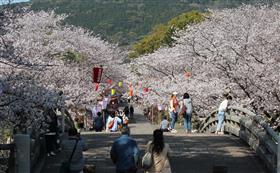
41, 109, 268, 173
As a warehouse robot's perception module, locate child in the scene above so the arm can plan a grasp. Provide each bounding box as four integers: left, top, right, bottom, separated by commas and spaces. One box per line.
160, 116, 170, 132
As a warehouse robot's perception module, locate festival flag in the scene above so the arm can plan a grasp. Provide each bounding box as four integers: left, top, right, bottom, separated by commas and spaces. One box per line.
95, 83, 99, 91
107, 79, 113, 85
111, 89, 116, 96
129, 84, 133, 97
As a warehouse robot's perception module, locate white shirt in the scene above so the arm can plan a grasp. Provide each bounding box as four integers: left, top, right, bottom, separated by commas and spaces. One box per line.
102, 100, 108, 110
110, 117, 122, 132
91, 106, 97, 118
218, 99, 228, 112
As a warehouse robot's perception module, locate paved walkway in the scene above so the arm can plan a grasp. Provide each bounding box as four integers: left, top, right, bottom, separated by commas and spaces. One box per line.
41, 108, 268, 173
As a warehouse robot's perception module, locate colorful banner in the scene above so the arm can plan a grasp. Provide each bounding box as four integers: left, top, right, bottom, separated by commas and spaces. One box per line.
111, 89, 116, 96
107, 79, 113, 85
129, 84, 133, 97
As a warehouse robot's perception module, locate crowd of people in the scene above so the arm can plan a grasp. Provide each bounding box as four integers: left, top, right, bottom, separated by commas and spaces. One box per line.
45, 92, 233, 173
91, 105, 133, 133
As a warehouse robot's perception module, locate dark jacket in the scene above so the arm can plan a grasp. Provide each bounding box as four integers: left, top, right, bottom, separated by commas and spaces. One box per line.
110, 135, 139, 172
94, 116, 104, 130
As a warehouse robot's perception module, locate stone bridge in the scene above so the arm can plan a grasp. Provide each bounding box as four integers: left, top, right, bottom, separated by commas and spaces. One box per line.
40, 106, 279, 173
199, 106, 279, 173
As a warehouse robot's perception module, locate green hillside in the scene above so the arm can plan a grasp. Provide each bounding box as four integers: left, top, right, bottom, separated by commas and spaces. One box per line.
31, 0, 275, 45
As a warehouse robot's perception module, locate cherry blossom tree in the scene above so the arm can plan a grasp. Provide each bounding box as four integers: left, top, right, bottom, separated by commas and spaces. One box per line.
128, 5, 280, 117
0, 8, 126, 134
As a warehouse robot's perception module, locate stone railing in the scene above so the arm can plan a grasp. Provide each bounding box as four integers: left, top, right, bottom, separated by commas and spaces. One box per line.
199, 106, 278, 173
0, 143, 15, 173
30, 132, 46, 173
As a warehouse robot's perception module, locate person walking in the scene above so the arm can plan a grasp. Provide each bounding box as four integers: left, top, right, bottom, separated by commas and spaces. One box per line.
144, 129, 172, 173
129, 105, 134, 118
169, 92, 179, 133
215, 95, 232, 134
123, 106, 130, 118
110, 126, 140, 173
182, 92, 193, 133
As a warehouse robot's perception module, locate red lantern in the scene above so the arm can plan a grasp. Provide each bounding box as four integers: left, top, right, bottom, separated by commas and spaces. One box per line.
144, 87, 149, 93
93, 67, 103, 83
184, 71, 192, 79
107, 79, 113, 85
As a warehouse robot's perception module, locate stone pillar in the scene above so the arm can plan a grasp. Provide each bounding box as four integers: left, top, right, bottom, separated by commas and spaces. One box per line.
277, 136, 280, 173
14, 134, 30, 173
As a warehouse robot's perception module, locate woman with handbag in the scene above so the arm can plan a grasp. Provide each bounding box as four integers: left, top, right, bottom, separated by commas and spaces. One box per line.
144, 129, 172, 173
182, 92, 193, 133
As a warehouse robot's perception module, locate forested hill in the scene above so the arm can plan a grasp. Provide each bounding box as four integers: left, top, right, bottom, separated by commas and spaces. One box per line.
30, 0, 276, 45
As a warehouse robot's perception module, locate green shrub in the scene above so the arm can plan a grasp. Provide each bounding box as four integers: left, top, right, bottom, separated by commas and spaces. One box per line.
63, 51, 86, 62
129, 11, 205, 58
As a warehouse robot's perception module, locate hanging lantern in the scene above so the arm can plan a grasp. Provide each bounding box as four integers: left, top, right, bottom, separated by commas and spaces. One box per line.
144, 87, 149, 93
107, 79, 113, 85
92, 67, 103, 83
118, 82, 123, 87
129, 84, 133, 97
184, 71, 192, 79
95, 83, 99, 91
111, 89, 116, 96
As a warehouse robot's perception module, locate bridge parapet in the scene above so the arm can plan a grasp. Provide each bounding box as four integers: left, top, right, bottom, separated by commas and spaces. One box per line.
199, 106, 278, 173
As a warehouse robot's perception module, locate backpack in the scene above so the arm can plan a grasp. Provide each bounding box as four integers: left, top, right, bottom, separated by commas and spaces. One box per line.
108, 118, 115, 129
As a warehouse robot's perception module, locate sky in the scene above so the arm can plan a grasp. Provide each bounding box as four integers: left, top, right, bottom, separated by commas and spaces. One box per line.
0, 0, 30, 5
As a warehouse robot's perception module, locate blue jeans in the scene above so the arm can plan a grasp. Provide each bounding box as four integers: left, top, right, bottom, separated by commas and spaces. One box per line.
169, 111, 178, 129
216, 111, 225, 132
184, 113, 192, 132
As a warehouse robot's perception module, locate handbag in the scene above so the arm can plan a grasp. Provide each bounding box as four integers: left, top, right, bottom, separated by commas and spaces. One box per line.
59, 139, 79, 173
179, 103, 187, 116
142, 143, 154, 169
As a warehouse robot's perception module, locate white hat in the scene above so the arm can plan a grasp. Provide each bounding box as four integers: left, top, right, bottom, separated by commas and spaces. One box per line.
172, 92, 178, 95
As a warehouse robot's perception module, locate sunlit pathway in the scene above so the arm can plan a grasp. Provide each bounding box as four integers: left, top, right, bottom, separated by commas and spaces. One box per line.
41, 108, 267, 173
